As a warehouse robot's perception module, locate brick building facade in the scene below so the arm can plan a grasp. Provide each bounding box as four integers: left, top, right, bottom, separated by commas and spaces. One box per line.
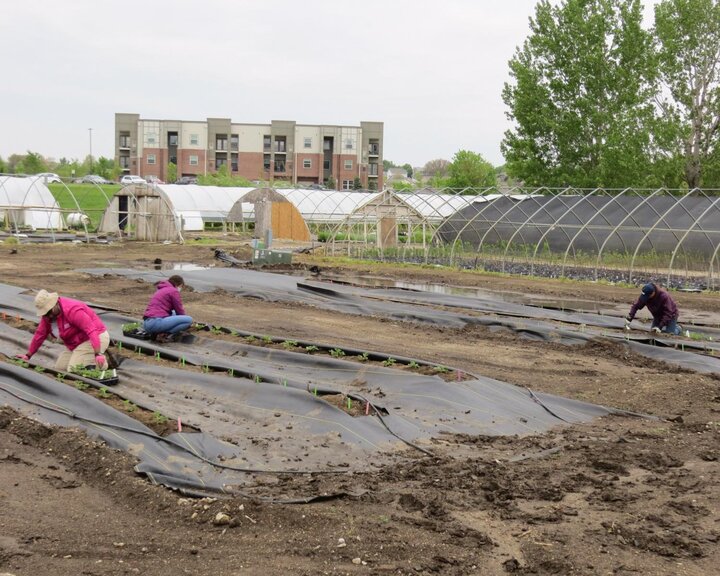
115, 114, 383, 189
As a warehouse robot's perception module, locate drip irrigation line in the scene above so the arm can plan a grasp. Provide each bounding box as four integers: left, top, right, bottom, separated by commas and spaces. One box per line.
524, 387, 570, 423
350, 392, 435, 457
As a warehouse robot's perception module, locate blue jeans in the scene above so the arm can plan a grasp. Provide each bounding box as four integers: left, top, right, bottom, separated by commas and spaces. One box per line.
143, 315, 193, 335
652, 318, 681, 335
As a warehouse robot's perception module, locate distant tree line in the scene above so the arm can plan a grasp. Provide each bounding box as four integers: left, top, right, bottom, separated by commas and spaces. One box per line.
0, 151, 120, 181
502, 0, 720, 188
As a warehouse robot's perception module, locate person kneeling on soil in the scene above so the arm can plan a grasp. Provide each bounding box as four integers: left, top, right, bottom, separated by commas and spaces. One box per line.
17, 289, 110, 372
625, 282, 682, 335
142, 275, 193, 343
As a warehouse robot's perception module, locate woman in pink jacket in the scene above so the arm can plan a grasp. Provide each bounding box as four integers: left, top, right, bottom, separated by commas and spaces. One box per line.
142, 275, 193, 343
19, 289, 110, 372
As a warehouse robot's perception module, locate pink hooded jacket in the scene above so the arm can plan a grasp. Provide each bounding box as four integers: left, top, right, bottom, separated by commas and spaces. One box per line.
27, 297, 107, 358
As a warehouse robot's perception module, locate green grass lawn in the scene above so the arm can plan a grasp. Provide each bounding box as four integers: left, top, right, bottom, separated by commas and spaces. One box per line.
48, 184, 120, 230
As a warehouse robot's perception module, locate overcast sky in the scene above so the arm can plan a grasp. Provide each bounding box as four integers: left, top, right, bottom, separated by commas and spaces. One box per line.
0, 0, 656, 169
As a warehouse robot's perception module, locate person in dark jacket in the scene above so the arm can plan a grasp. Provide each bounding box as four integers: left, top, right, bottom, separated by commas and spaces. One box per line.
626, 282, 681, 335
142, 275, 193, 342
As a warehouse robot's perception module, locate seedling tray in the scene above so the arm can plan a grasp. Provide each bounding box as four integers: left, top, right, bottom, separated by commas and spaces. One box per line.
91, 375, 119, 386
123, 328, 151, 340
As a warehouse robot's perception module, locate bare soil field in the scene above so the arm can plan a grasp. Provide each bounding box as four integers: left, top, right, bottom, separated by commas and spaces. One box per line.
1, 238, 719, 576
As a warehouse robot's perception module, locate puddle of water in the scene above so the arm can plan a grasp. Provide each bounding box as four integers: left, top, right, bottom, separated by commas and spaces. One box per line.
153, 262, 211, 271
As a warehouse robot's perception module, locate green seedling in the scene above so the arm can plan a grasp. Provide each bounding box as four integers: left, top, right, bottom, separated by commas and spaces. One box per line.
33, 365, 45, 373
408, 361, 420, 369
123, 399, 136, 413
357, 352, 369, 362
433, 365, 450, 373
202, 363, 210, 373
98, 387, 111, 398
56, 372, 66, 383
210, 325, 223, 335
346, 397, 352, 410
382, 357, 396, 367
262, 335, 273, 344
152, 411, 168, 424
10, 357, 29, 368
230, 329, 239, 336
305, 345, 319, 353
74, 381, 90, 391
122, 322, 140, 332
227, 368, 235, 377
330, 348, 345, 358
72, 366, 107, 380
254, 374, 261, 383
282, 340, 298, 349
244, 335, 257, 343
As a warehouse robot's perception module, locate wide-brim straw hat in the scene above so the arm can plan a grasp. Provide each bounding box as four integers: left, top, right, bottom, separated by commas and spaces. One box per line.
34, 289, 59, 316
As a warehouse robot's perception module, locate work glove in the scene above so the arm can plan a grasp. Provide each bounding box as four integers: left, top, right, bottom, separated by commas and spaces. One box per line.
15, 354, 30, 361
651, 327, 661, 334
95, 354, 108, 370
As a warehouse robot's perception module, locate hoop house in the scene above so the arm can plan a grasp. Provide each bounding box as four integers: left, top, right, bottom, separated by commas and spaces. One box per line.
0, 175, 63, 232
432, 188, 720, 288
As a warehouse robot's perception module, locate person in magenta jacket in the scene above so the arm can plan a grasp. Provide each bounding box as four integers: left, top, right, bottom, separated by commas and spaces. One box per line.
18, 289, 110, 372
626, 282, 682, 335
142, 275, 193, 342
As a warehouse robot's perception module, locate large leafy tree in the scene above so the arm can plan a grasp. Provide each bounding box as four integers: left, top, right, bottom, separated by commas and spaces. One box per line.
501, 0, 657, 187
654, 0, 720, 187
447, 150, 496, 190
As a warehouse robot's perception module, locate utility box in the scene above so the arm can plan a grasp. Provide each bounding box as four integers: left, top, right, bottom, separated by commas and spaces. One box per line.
252, 249, 292, 265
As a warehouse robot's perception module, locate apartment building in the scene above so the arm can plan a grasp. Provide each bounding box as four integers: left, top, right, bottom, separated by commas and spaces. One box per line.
115, 113, 384, 189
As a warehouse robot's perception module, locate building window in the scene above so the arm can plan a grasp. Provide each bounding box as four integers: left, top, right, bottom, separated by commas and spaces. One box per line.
147, 134, 156, 145
369, 163, 378, 176
147, 154, 156, 165
344, 160, 353, 170
303, 159, 312, 169
274, 158, 286, 172
216, 136, 227, 151
230, 135, 239, 151
343, 180, 353, 190
275, 136, 286, 153
190, 134, 199, 145
119, 135, 130, 148
263, 135, 271, 151
263, 154, 271, 171
215, 157, 227, 169
304, 137, 312, 148
323, 160, 330, 170
189, 155, 199, 166
345, 138, 353, 150
168, 134, 178, 146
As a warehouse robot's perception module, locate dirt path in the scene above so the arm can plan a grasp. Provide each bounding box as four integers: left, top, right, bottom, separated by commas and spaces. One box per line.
1, 239, 718, 575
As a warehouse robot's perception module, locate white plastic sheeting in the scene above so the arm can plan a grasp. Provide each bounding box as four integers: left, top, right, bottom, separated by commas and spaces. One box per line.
157, 185, 256, 231
154, 186, 386, 229
0, 175, 62, 230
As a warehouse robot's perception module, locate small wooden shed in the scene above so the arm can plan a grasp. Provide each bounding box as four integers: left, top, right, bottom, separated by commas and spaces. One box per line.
227, 187, 311, 242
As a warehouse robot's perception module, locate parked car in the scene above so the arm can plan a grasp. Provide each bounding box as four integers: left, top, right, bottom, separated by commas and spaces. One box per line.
145, 175, 165, 184
34, 172, 62, 183
175, 176, 198, 185
79, 174, 111, 185
120, 175, 146, 185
